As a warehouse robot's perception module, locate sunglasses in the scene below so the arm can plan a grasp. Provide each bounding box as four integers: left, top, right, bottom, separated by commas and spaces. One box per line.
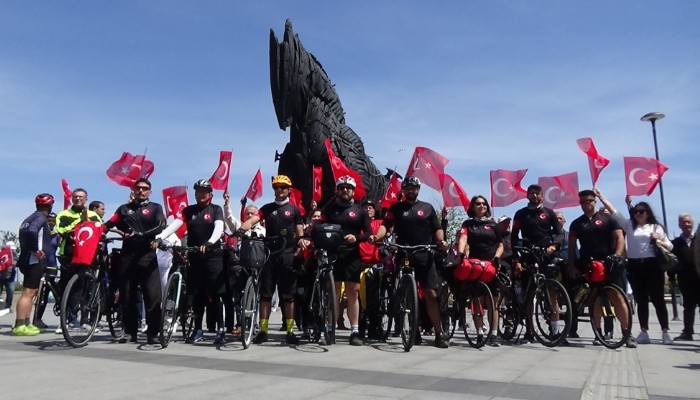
579, 199, 596, 204
474, 202, 488, 206
134, 186, 151, 191
633, 209, 648, 215
337, 186, 354, 191
272, 186, 289, 190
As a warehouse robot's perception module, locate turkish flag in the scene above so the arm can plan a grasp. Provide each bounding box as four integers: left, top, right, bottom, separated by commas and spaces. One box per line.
106, 152, 155, 187
576, 137, 609, 186
623, 157, 669, 196
404, 147, 449, 190
490, 169, 528, 207
0, 247, 13, 272
61, 178, 72, 209
209, 151, 232, 191
439, 174, 470, 210
324, 139, 366, 200
71, 221, 106, 266
312, 165, 323, 202
538, 172, 580, 209
245, 168, 263, 201
290, 188, 306, 216
162, 186, 188, 238
380, 172, 402, 209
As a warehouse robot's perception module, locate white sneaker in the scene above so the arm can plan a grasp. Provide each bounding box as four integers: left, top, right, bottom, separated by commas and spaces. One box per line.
636, 331, 651, 344
0, 309, 10, 317
662, 332, 673, 345
55, 327, 62, 334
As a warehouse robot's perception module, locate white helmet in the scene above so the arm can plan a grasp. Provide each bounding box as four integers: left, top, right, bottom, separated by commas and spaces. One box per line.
335, 175, 357, 188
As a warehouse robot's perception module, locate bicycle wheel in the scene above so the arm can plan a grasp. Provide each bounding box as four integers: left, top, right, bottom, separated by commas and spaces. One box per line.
462, 281, 494, 348
528, 279, 572, 347
590, 284, 632, 349
159, 273, 181, 348
61, 272, 102, 348
107, 290, 123, 339
497, 289, 518, 341
398, 274, 418, 351
320, 271, 337, 345
240, 276, 257, 349
31, 279, 46, 326
439, 283, 458, 340
381, 276, 395, 341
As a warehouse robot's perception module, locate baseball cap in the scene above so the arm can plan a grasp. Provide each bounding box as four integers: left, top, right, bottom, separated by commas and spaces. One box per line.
497, 215, 512, 223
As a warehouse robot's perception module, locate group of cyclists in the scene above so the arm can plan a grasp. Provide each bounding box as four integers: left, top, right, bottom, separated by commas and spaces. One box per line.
10, 170, 674, 351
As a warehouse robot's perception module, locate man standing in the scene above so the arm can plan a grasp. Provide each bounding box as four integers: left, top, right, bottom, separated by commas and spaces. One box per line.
105, 178, 166, 344
374, 176, 450, 348
240, 175, 307, 345
568, 189, 634, 347
321, 176, 372, 346
671, 214, 698, 341
12, 193, 54, 335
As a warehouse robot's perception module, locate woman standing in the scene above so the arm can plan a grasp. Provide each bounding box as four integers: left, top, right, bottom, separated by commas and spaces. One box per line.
596, 189, 673, 345
456, 195, 503, 347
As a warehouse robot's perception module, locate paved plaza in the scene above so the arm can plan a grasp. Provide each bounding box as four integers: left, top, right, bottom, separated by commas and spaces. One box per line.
1, 303, 698, 400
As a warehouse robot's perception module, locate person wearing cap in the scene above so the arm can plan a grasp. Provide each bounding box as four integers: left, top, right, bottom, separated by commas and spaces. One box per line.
156, 179, 226, 344
319, 176, 372, 346
0, 241, 18, 316
105, 178, 166, 345
374, 176, 450, 348
12, 193, 55, 335
240, 175, 308, 345
497, 215, 513, 269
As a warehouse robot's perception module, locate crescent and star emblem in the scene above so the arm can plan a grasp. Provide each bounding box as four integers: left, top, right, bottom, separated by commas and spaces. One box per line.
544, 186, 562, 205
539, 213, 547, 220
204, 214, 211, 220
349, 211, 356, 218
217, 161, 229, 180
594, 219, 603, 226
492, 178, 512, 197
76, 226, 94, 246
593, 158, 607, 169
285, 211, 291, 216
448, 182, 460, 198
142, 208, 150, 215
0, 255, 8, 264
629, 168, 656, 187
417, 210, 425, 217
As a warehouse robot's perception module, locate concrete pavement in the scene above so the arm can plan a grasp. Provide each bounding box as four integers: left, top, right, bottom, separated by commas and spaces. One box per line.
1, 303, 698, 400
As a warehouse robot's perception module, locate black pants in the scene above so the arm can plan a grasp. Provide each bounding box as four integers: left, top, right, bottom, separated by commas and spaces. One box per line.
627, 258, 668, 331
118, 249, 162, 337
677, 271, 700, 335
189, 250, 225, 332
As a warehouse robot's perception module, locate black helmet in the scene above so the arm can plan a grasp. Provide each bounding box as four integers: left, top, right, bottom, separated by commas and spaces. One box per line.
193, 179, 213, 191
361, 199, 376, 208
402, 176, 421, 188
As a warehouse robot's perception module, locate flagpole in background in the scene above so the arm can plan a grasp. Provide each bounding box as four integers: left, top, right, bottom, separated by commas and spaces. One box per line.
641, 111, 678, 320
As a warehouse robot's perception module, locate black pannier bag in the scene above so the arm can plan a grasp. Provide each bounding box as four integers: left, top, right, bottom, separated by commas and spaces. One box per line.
311, 223, 343, 251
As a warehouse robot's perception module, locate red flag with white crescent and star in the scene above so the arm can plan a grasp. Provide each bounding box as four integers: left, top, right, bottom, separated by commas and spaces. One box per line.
380, 172, 402, 209
61, 178, 72, 209
576, 137, 610, 186
245, 169, 263, 201
538, 172, 580, 209
490, 169, 528, 207
323, 139, 366, 200
404, 147, 449, 191
623, 157, 669, 196
0, 246, 13, 272
312, 165, 322, 202
439, 174, 470, 210
106, 152, 155, 187
209, 151, 232, 191
71, 221, 106, 266
290, 188, 306, 216
162, 186, 188, 238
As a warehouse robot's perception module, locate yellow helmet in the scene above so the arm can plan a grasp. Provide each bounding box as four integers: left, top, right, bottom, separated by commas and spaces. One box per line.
271, 175, 292, 187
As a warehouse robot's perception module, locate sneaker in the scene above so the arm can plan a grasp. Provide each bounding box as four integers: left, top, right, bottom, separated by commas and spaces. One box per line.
25, 324, 42, 334
253, 331, 269, 344
147, 334, 158, 345
349, 332, 363, 346
519, 334, 533, 345
186, 329, 204, 344
662, 332, 673, 345
140, 324, 149, 334
337, 322, 348, 330
568, 332, 580, 339
286, 332, 299, 345
674, 332, 693, 341
301, 329, 311, 341
11, 325, 38, 336
34, 319, 48, 329
487, 335, 501, 347
636, 331, 651, 344
214, 331, 226, 345
54, 327, 62, 335
0, 309, 10, 317
415, 331, 423, 345
625, 337, 637, 348
592, 338, 603, 346
434, 334, 450, 348
604, 332, 613, 341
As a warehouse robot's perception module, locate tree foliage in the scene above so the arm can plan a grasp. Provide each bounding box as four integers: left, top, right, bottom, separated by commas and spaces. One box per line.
0, 230, 17, 244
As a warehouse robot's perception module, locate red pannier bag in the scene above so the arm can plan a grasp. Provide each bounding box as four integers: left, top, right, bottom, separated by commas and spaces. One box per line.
585, 260, 606, 282
454, 259, 497, 283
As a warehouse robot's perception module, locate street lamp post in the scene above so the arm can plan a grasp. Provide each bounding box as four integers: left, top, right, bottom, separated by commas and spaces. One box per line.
640, 112, 678, 320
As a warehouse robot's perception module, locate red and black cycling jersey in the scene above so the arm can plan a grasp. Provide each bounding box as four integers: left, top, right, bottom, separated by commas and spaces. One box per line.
321, 202, 371, 256
181, 203, 224, 247
257, 202, 303, 250
383, 200, 440, 246
106, 200, 166, 252
569, 212, 621, 262
459, 218, 502, 261
511, 206, 563, 248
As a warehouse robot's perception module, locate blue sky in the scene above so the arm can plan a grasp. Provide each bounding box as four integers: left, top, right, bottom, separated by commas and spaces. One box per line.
1, 2, 699, 238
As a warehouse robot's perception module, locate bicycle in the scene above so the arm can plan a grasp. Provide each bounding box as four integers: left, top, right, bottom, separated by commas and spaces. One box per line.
498, 243, 572, 347
381, 242, 436, 352
452, 269, 496, 349
306, 247, 337, 345
60, 235, 123, 348
32, 265, 61, 328
159, 244, 198, 348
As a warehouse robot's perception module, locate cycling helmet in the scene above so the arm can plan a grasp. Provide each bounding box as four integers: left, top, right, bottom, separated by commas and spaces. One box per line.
35, 193, 55, 206
335, 175, 356, 188
402, 176, 421, 188
361, 199, 376, 208
193, 179, 213, 191
271, 175, 292, 187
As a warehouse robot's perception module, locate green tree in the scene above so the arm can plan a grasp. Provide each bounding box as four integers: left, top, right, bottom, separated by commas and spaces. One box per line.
1, 230, 18, 244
